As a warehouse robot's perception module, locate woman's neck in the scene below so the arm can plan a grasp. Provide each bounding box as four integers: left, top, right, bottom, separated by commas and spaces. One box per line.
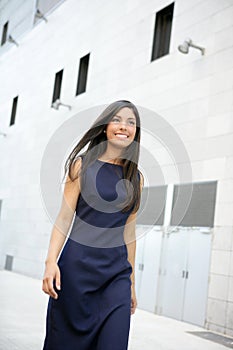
99, 148, 124, 165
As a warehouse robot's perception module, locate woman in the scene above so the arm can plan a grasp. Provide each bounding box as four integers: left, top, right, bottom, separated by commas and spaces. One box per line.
42, 100, 144, 350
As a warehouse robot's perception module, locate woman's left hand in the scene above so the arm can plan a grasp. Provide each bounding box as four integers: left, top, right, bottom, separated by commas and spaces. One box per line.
131, 285, 137, 315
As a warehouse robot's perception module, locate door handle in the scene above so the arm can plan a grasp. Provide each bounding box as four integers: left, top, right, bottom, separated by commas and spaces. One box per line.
139, 263, 144, 271
182, 270, 189, 278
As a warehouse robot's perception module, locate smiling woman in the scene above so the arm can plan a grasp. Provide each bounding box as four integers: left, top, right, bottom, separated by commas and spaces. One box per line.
42, 100, 144, 350
101, 107, 137, 162
61, 100, 143, 213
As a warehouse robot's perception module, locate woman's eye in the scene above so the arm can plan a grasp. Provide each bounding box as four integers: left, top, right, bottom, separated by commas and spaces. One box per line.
111, 118, 136, 126
129, 121, 136, 126
112, 118, 120, 123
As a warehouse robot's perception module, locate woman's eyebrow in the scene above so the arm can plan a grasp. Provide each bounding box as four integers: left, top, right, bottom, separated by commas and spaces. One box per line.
114, 114, 136, 120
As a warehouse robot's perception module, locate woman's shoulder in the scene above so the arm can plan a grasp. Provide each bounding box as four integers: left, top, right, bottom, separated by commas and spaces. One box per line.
74, 154, 85, 166
69, 155, 83, 178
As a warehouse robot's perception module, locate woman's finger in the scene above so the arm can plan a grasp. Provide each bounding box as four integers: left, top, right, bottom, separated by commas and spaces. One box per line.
42, 279, 48, 294
48, 277, 58, 299
43, 276, 58, 299
55, 268, 61, 290
131, 298, 136, 314
131, 299, 135, 315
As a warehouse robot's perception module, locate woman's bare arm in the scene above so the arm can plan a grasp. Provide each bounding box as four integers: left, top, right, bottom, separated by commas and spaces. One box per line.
123, 172, 143, 314
123, 211, 137, 285
123, 211, 137, 315
42, 157, 82, 298
123, 173, 144, 282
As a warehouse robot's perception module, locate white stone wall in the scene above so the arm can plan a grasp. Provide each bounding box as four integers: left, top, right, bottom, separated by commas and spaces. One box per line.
0, 0, 233, 336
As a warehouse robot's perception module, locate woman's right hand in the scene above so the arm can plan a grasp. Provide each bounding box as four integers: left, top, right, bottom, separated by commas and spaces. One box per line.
42, 262, 61, 299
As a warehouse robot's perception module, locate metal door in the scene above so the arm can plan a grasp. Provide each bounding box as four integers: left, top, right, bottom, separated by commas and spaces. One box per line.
157, 227, 212, 326
136, 226, 163, 312
157, 229, 189, 319
182, 228, 212, 326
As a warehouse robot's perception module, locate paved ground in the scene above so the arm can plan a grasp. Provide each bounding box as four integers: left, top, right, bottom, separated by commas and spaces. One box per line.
0, 270, 232, 350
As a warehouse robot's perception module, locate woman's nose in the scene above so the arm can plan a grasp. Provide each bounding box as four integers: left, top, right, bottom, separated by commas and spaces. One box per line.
119, 121, 127, 129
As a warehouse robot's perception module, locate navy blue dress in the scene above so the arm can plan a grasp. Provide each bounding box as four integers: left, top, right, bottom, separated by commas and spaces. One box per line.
42, 158, 137, 350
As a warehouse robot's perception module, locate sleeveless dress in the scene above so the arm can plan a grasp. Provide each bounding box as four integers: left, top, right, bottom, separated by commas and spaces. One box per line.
42, 158, 138, 350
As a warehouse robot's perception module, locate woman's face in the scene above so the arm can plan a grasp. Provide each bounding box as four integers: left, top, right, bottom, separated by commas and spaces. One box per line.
105, 107, 137, 148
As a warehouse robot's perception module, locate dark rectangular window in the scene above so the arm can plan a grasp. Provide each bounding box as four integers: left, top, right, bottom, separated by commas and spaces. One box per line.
76, 53, 90, 96
10, 96, 18, 126
1, 21, 8, 46
5, 255, 13, 271
137, 186, 167, 225
151, 3, 174, 61
52, 69, 63, 104
171, 181, 218, 227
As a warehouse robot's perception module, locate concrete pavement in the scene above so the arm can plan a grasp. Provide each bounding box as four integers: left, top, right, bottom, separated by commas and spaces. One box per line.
0, 270, 231, 350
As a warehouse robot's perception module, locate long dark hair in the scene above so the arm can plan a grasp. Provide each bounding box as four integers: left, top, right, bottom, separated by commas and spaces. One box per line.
63, 100, 143, 213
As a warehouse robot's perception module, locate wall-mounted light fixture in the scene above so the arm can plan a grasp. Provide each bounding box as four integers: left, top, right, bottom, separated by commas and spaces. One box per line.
51, 99, 72, 111
178, 38, 205, 55
8, 35, 19, 47
35, 9, 48, 23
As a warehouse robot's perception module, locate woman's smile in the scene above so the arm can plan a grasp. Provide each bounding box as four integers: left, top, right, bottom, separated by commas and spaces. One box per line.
106, 107, 137, 146
114, 133, 129, 139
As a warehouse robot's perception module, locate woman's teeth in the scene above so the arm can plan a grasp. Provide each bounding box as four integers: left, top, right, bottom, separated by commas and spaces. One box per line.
115, 134, 127, 138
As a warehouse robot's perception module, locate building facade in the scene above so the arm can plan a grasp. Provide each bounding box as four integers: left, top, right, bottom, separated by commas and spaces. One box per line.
0, 0, 233, 337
